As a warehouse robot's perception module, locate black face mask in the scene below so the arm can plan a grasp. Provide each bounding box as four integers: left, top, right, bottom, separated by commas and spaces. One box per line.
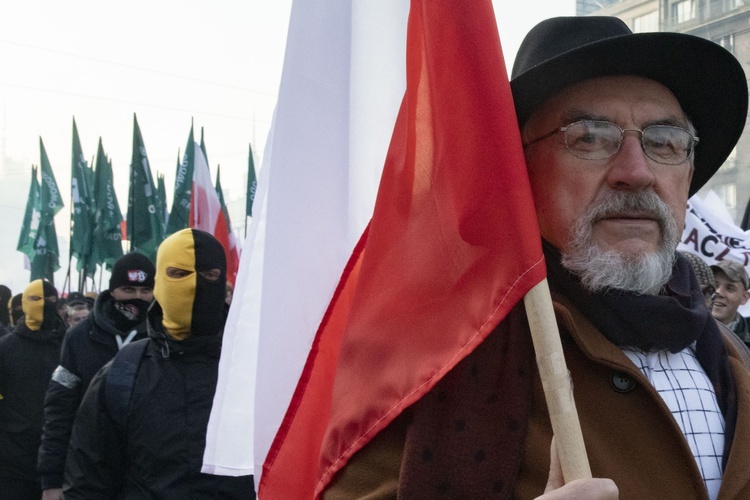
112, 298, 150, 330
40, 300, 62, 331
11, 307, 23, 325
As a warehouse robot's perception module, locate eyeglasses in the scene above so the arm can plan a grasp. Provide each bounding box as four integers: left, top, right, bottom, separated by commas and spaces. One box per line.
523, 120, 699, 166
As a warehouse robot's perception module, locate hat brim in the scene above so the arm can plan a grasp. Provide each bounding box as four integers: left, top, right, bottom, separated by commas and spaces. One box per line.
510, 32, 748, 196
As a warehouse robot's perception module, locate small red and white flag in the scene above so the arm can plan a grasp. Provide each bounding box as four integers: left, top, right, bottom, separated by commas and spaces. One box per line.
189, 143, 239, 285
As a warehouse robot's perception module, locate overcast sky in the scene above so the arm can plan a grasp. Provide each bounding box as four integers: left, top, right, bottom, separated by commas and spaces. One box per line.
0, 0, 574, 292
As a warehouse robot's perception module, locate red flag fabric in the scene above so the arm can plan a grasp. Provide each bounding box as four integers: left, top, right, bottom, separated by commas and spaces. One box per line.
189, 142, 239, 285
260, 0, 546, 497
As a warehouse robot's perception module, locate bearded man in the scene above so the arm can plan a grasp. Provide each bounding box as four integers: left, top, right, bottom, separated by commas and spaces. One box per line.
323, 16, 750, 499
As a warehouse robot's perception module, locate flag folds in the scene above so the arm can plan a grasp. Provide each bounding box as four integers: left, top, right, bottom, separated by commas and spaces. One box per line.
245, 144, 257, 219
188, 139, 239, 285
257, 1, 545, 496
32, 138, 64, 283
127, 114, 164, 263
17, 165, 41, 262
91, 138, 124, 271
165, 125, 195, 237
70, 118, 96, 280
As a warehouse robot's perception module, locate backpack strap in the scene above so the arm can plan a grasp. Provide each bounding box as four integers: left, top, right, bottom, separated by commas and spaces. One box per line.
104, 338, 149, 434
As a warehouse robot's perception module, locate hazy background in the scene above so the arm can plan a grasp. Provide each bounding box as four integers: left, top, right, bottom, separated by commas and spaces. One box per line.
0, 0, 574, 293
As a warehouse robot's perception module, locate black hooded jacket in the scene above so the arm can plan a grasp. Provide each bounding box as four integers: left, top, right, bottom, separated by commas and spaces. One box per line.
63, 302, 255, 499
38, 290, 149, 490
0, 316, 64, 484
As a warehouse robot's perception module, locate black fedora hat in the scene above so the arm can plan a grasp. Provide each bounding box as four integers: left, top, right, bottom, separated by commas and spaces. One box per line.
510, 16, 748, 196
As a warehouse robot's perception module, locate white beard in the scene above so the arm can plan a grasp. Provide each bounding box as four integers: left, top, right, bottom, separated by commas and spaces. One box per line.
561, 190, 679, 295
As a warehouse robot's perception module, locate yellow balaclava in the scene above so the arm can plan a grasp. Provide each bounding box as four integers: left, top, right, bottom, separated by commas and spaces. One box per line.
22, 279, 58, 331
153, 228, 227, 340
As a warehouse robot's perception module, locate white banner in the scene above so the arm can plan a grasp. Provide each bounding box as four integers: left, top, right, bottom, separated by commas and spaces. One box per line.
677, 190, 750, 315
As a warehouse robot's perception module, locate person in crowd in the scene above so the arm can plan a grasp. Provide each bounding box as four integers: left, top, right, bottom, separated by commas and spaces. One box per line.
64, 292, 92, 330
225, 281, 234, 305
323, 16, 750, 499
55, 297, 68, 327
0, 280, 65, 500
681, 251, 716, 307
83, 291, 98, 309
38, 252, 155, 500
0, 284, 12, 328
711, 259, 750, 346
9, 292, 24, 327
64, 229, 255, 499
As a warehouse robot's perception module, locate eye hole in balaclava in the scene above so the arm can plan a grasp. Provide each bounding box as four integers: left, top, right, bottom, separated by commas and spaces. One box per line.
22, 280, 59, 331
153, 228, 227, 340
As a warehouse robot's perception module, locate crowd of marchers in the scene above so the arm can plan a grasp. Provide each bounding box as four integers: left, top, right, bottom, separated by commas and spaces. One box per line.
0, 229, 254, 500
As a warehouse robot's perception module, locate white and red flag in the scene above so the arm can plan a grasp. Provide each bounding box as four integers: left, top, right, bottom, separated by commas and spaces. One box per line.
188, 141, 239, 285
203, 0, 546, 497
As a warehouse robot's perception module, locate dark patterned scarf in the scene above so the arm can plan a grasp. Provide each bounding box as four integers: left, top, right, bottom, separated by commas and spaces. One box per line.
399, 243, 738, 498
542, 240, 737, 468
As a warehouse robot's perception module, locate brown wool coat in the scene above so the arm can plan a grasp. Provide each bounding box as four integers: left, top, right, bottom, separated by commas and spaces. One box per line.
324, 294, 750, 500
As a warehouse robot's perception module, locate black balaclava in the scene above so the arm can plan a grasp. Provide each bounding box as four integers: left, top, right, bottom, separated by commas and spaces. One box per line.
153, 228, 227, 339
0, 285, 11, 327
9, 293, 23, 326
109, 252, 155, 329
22, 279, 59, 331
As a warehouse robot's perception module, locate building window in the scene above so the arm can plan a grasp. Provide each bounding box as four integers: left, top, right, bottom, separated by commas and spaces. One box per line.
716, 33, 736, 53
633, 11, 659, 32
673, 0, 697, 23
716, 183, 738, 209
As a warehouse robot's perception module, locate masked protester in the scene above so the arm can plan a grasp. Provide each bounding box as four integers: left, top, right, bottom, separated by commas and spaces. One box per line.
9, 293, 24, 327
0, 284, 12, 330
64, 229, 255, 499
37, 253, 155, 500
0, 280, 64, 500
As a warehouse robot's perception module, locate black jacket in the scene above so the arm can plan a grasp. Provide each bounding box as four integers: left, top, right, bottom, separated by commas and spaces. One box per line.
64, 303, 254, 499
38, 290, 149, 490
0, 317, 64, 484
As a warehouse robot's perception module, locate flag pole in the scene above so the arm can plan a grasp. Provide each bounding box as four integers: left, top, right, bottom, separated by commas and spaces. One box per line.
523, 278, 591, 482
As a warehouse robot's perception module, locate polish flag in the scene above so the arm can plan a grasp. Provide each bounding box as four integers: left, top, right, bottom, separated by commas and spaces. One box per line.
189, 143, 239, 285
203, 0, 546, 497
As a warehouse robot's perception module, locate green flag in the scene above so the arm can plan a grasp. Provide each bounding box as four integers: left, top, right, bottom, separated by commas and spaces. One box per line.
91, 138, 123, 270
246, 143, 257, 217
165, 123, 195, 236
70, 118, 96, 278
17, 165, 41, 260
200, 127, 209, 166
127, 114, 163, 262
156, 172, 168, 234
32, 138, 64, 283
215, 164, 233, 231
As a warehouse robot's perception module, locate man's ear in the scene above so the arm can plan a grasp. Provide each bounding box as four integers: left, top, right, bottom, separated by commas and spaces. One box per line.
741, 290, 750, 306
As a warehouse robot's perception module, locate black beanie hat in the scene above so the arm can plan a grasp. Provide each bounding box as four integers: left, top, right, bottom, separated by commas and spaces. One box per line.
109, 252, 156, 290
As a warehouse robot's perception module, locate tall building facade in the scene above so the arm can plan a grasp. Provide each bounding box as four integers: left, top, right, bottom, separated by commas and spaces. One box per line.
577, 0, 750, 223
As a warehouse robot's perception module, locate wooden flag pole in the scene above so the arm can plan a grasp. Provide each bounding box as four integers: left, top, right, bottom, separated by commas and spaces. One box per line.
523, 278, 591, 482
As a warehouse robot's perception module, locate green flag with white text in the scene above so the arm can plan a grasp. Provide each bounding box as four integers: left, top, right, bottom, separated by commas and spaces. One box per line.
91, 138, 123, 270
17, 165, 41, 261
32, 138, 64, 283
127, 114, 163, 262
70, 118, 96, 279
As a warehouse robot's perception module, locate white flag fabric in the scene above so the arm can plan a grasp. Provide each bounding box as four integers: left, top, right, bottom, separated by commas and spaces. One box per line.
678, 190, 750, 316
202, 0, 407, 483
678, 191, 750, 268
